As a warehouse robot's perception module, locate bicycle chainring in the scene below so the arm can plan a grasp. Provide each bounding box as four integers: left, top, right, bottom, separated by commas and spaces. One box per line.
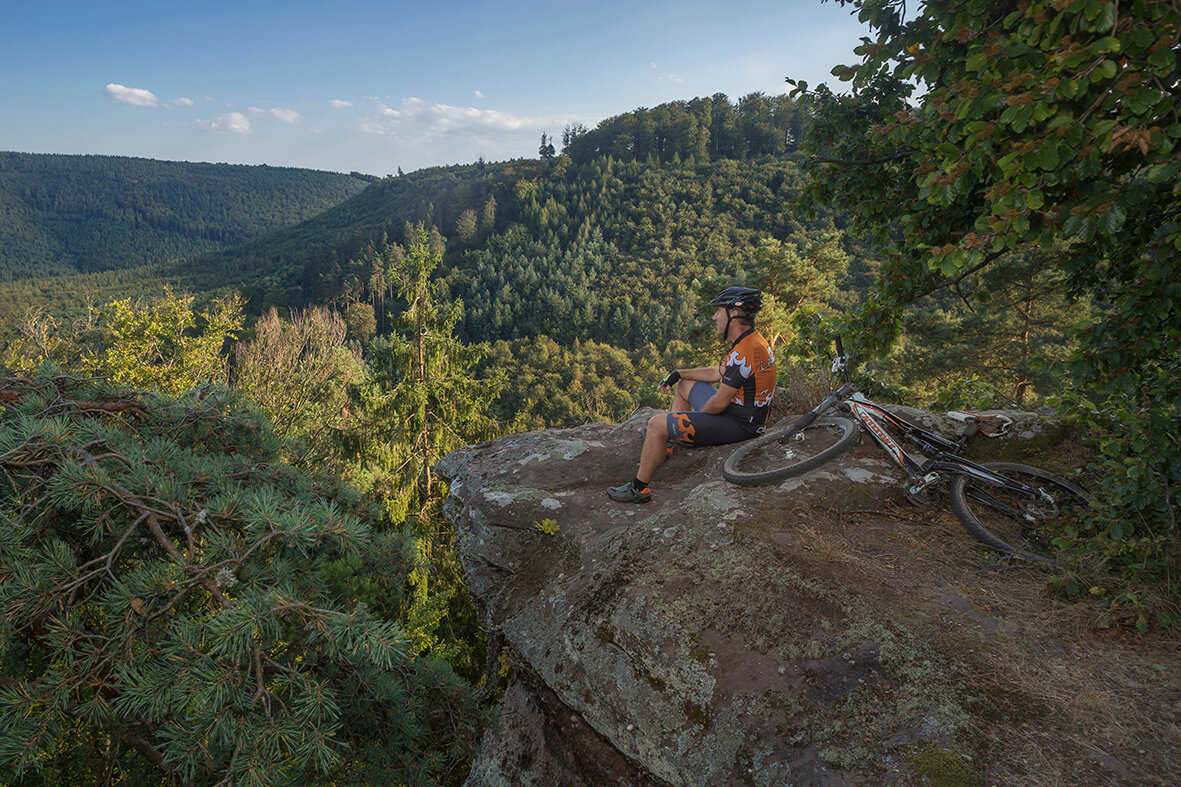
904, 481, 944, 509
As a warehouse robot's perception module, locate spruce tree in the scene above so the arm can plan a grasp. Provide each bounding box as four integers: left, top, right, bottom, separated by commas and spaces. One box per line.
352, 226, 502, 679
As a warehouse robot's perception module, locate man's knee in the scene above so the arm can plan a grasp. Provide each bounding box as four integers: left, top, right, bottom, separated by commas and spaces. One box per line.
647, 413, 668, 439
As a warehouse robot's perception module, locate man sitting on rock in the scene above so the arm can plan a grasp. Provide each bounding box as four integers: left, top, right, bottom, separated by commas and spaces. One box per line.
607, 286, 777, 504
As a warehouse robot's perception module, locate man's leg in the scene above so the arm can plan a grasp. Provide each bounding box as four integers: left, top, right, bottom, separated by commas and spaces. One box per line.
671, 379, 695, 412
637, 412, 670, 484
607, 412, 669, 503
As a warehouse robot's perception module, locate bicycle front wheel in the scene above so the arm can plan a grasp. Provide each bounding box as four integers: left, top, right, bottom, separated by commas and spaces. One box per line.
949, 462, 1095, 566
723, 416, 859, 486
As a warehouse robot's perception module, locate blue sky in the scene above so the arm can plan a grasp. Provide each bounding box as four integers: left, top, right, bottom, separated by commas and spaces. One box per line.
1, 1, 870, 176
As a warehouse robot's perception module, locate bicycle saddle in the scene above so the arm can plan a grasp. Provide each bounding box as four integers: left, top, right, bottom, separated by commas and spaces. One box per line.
946, 410, 1013, 437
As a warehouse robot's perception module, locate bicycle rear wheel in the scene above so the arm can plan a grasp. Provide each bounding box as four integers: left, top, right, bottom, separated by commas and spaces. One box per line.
723, 416, 859, 486
949, 462, 1094, 565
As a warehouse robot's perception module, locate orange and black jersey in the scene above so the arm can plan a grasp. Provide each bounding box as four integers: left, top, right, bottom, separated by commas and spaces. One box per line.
720, 328, 777, 425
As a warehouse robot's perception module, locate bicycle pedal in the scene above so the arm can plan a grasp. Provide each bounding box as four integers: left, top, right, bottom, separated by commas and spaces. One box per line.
905, 486, 941, 509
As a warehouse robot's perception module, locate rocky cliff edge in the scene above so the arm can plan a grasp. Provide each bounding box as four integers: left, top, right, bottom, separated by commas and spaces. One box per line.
438, 408, 1179, 786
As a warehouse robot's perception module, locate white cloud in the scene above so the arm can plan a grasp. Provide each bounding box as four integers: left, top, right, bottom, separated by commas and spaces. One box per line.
474, 90, 484, 99
357, 97, 551, 138
244, 106, 300, 123
105, 83, 160, 107
330, 99, 353, 109
198, 112, 253, 133
648, 62, 683, 82
173, 97, 194, 107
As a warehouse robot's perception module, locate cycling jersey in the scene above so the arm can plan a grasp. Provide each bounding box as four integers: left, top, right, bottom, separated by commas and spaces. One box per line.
666, 329, 777, 446
719, 328, 777, 426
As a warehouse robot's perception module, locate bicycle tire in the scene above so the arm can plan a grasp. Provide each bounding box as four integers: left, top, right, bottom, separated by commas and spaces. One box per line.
949, 461, 1095, 566
723, 416, 860, 486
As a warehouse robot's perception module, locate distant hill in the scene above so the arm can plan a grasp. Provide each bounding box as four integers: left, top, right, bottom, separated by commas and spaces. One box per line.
0, 93, 874, 348
0, 152, 371, 280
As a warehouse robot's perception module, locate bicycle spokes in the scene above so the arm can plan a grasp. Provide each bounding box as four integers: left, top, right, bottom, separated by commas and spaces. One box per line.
951, 463, 1093, 564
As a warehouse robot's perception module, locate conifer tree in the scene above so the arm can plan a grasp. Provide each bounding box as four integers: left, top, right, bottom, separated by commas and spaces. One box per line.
353, 227, 501, 675
0, 374, 481, 785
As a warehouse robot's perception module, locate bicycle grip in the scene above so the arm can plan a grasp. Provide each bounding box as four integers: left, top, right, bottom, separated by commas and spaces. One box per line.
834, 335, 844, 358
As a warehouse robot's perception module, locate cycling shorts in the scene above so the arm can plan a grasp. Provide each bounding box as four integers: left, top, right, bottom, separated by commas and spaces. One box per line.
666, 381, 764, 447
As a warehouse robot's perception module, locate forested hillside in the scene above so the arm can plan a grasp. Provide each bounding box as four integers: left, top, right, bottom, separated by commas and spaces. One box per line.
0, 94, 872, 353
0, 91, 1082, 419
0, 152, 371, 280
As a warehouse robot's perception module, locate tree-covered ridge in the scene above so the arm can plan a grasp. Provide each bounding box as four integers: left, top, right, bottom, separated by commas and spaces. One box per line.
0, 93, 861, 349
445, 155, 865, 350
563, 92, 807, 164
0, 152, 370, 280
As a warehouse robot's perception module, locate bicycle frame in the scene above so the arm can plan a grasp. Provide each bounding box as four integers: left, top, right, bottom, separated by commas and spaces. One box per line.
841, 393, 1046, 506
812, 343, 1055, 513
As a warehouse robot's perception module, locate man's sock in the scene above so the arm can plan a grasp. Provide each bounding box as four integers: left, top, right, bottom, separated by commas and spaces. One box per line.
632, 477, 649, 491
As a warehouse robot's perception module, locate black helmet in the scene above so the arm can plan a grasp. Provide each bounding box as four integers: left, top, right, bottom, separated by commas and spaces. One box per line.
708, 286, 762, 316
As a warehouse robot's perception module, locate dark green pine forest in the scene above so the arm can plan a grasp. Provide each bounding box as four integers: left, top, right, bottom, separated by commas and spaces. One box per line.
0, 152, 372, 280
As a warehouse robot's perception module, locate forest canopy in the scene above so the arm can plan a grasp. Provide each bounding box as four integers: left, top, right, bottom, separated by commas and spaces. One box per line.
0, 152, 369, 280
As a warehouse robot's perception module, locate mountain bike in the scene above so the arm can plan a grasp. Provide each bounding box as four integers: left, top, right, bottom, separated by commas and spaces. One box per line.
722, 337, 1094, 565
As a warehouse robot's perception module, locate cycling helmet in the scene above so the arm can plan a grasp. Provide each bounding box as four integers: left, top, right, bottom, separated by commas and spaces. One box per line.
708, 286, 762, 317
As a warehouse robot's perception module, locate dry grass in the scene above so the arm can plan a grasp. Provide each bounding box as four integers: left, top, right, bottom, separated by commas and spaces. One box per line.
768, 361, 844, 424
758, 482, 1180, 785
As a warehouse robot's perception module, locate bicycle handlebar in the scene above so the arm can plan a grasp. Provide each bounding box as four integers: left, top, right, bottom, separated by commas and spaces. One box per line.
794, 410, 819, 430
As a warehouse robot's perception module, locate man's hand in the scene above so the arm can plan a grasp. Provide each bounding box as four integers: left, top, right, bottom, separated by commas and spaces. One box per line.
657, 370, 681, 393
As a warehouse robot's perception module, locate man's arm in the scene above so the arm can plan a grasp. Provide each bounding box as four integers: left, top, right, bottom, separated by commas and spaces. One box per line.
657, 364, 722, 393
700, 382, 739, 414
678, 365, 723, 382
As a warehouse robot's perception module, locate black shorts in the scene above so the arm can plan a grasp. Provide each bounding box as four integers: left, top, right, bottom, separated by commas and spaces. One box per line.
665, 381, 764, 446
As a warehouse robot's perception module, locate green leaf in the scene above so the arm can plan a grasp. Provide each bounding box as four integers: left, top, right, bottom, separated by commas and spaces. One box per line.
1144, 160, 1181, 183
1092, 118, 1118, 137
1039, 146, 1060, 170
1099, 204, 1127, 234
1096, 2, 1116, 32
1147, 48, 1175, 73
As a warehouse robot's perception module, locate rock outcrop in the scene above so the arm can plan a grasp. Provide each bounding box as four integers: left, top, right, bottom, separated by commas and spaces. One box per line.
439, 407, 1179, 786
